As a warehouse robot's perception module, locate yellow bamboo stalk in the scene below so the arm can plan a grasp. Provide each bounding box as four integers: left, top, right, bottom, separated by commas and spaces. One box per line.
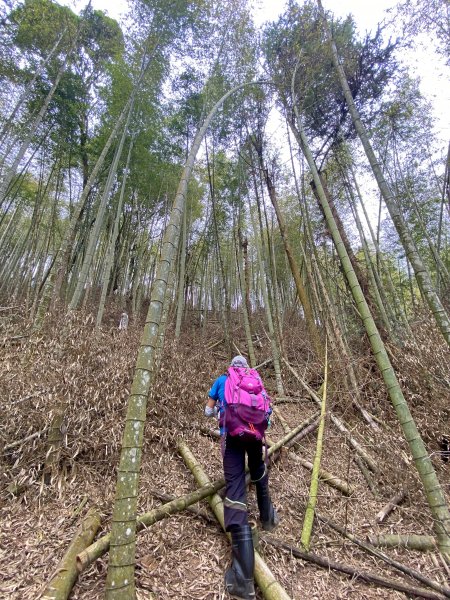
300, 340, 328, 551
178, 441, 292, 600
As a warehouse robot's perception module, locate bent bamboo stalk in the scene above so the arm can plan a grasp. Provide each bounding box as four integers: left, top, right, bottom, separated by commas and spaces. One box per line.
41, 508, 101, 600
178, 441, 291, 600
263, 535, 447, 600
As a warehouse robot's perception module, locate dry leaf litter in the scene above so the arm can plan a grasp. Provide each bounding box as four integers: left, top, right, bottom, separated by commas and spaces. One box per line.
1, 305, 449, 599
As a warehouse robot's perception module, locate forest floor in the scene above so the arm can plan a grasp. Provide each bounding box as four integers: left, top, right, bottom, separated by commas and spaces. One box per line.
1, 305, 449, 600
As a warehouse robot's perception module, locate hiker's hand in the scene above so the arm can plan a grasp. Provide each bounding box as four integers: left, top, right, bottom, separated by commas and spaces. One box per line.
204, 405, 215, 417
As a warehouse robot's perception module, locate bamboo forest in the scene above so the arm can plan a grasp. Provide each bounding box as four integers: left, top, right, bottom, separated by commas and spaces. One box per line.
1, 0, 449, 598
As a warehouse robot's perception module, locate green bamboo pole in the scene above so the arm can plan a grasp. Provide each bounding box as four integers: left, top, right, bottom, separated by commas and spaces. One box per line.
104, 81, 266, 599
289, 73, 450, 558
178, 442, 292, 600
300, 341, 327, 550
41, 509, 101, 600
316, 0, 450, 349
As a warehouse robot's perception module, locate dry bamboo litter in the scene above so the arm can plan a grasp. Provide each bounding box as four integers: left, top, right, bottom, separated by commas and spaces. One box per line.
317, 514, 450, 598
367, 534, 437, 552
76, 478, 227, 572
40, 508, 101, 600
283, 358, 378, 471
178, 441, 292, 600
263, 535, 447, 600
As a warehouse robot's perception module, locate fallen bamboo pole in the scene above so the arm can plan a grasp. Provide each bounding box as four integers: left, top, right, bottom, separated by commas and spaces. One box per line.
317, 514, 450, 598
77, 418, 350, 573
289, 454, 353, 496
376, 489, 407, 523
4, 428, 47, 451
284, 358, 378, 472
178, 441, 292, 600
41, 508, 101, 600
263, 535, 447, 600
354, 455, 380, 499
76, 478, 226, 572
367, 534, 437, 552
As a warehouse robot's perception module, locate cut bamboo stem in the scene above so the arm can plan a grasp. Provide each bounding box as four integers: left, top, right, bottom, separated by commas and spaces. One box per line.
41, 508, 101, 600
263, 535, 447, 600
367, 534, 437, 552
178, 441, 292, 600
376, 489, 407, 523
301, 341, 328, 550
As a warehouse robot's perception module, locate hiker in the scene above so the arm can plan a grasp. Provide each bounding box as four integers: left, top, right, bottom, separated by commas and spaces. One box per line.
205, 355, 279, 600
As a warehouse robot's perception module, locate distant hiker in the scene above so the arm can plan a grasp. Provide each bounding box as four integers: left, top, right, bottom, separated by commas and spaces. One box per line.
205, 355, 279, 600
118, 312, 128, 330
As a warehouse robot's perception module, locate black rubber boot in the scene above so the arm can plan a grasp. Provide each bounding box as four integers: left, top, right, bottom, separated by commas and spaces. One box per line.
224, 525, 256, 600
255, 474, 279, 532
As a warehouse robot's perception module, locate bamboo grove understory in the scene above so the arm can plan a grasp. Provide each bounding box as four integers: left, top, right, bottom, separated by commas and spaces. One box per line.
1, 0, 449, 598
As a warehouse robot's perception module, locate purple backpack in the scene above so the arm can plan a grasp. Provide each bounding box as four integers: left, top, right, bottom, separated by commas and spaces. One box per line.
222, 366, 271, 441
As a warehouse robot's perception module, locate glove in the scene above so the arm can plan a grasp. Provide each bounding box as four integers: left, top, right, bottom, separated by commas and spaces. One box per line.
204, 405, 215, 417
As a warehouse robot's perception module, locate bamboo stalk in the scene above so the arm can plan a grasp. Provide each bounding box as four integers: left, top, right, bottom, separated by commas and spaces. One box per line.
300, 341, 328, 550
376, 489, 407, 523
367, 534, 437, 552
178, 441, 292, 600
41, 508, 101, 600
317, 515, 450, 598
3, 428, 47, 451
263, 535, 447, 600
149, 490, 216, 524
284, 359, 378, 472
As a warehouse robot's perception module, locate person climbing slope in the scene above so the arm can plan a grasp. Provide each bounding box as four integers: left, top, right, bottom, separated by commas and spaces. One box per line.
205, 355, 279, 600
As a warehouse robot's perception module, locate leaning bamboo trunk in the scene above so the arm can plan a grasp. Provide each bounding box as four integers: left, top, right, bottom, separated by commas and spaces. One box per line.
288, 83, 450, 557
41, 508, 101, 600
178, 441, 292, 600
284, 359, 378, 472
316, 0, 450, 349
300, 342, 328, 550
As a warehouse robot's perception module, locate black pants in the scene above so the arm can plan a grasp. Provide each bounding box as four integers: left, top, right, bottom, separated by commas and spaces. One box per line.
223, 435, 266, 531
